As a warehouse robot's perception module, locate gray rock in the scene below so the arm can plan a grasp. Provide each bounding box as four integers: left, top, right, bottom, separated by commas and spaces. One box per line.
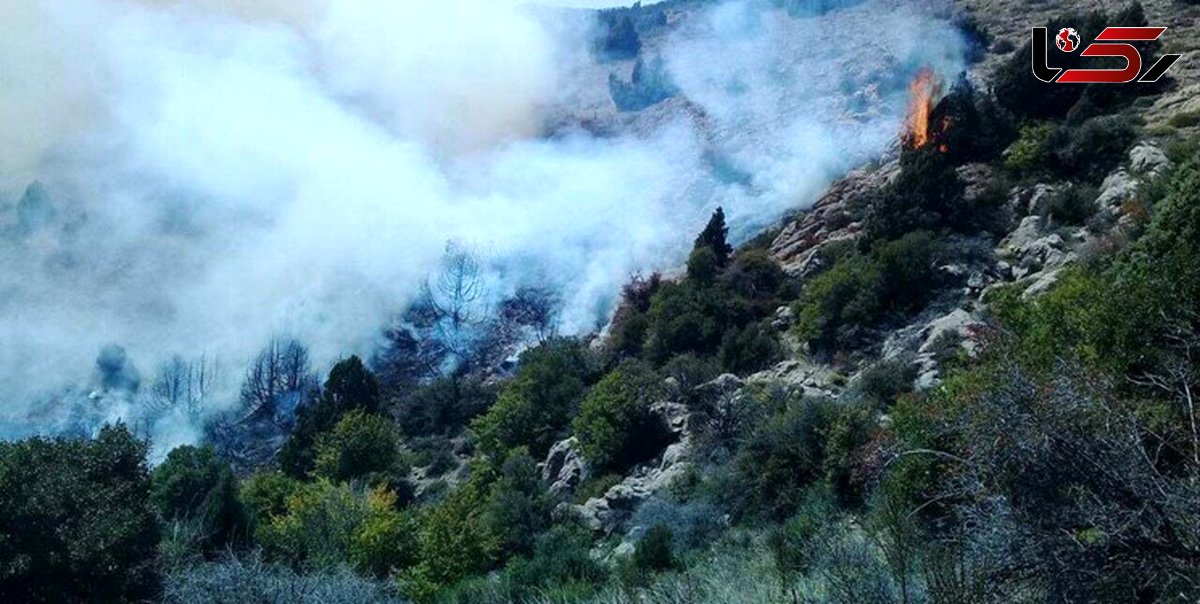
1096, 169, 1138, 213
1129, 143, 1169, 177
542, 437, 590, 500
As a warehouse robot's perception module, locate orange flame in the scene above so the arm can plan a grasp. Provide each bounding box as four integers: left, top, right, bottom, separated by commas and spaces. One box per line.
903, 68, 942, 150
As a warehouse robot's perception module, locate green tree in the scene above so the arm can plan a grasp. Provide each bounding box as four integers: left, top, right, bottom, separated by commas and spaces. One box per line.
152, 445, 247, 553
0, 425, 160, 601
573, 360, 671, 471
484, 449, 551, 557
313, 411, 406, 486
279, 356, 382, 478
471, 339, 591, 459
693, 207, 733, 267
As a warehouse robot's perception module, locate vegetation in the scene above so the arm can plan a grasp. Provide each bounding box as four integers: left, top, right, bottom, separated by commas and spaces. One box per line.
4, 4, 1195, 601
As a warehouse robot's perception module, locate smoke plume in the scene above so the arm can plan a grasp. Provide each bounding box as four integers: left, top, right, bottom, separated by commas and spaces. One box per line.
0, 0, 965, 452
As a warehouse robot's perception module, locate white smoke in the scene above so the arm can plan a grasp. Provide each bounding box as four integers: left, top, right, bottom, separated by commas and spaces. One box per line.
0, 0, 965, 450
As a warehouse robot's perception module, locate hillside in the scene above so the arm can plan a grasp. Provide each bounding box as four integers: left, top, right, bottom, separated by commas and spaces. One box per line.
3, 0, 1200, 603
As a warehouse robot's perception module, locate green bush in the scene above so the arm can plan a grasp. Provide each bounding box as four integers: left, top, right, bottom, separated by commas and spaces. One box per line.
573, 360, 672, 471
0, 425, 160, 601
152, 445, 247, 553
1053, 115, 1139, 180
864, 147, 972, 242
280, 356, 383, 478
1005, 122, 1056, 176
853, 359, 916, 409
795, 232, 943, 354
722, 395, 872, 519
241, 471, 303, 534
395, 376, 496, 438
718, 321, 782, 375
313, 411, 406, 486
633, 525, 676, 574
1169, 110, 1200, 129
482, 449, 551, 557
258, 481, 417, 578
471, 339, 592, 459
1047, 183, 1099, 225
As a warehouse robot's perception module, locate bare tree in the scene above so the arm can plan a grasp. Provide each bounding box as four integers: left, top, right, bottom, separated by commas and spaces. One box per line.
240, 338, 315, 423
424, 242, 488, 358
498, 286, 561, 342
148, 354, 220, 422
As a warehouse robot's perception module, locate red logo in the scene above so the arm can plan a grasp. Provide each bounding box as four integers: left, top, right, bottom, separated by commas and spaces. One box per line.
1056, 28, 1080, 52
1031, 26, 1182, 84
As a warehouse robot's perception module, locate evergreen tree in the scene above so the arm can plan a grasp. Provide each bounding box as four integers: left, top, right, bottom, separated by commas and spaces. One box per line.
693, 207, 733, 267
279, 356, 383, 478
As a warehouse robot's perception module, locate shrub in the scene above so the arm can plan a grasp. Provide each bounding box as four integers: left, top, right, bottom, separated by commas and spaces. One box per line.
1053, 115, 1139, 180
633, 524, 676, 574
1047, 183, 1099, 225
660, 353, 720, 404
483, 449, 551, 557
403, 473, 499, 598
719, 321, 782, 375
643, 281, 728, 362
631, 498, 725, 552
241, 471, 303, 533
768, 488, 837, 584
395, 375, 496, 438
0, 425, 160, 602
853, 359, 916, 409
162, 552, 405, 604
1169, 110, 1200, 129
408, 436, 457, 478
795, 232, 943, 354
152, 445, 247, 553
258, 481, 417, 578
864, 147, 968, 242
471, 338, 592, 459
313, 411, 406, 486
573, 360, 673, 471
1005, 122, 1056, 176
280, 356, 382, 478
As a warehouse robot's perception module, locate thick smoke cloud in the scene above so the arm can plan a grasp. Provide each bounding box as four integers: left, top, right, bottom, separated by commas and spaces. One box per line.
0, 0, 964, 452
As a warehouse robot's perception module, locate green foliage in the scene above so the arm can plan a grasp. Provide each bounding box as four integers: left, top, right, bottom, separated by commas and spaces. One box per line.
471, 338, 592, 459
643, 281, 730, 363
573, 360, 672, 471
241, 471, 303, 534
152, 445, 247, 553
694, 207, 733, 267
795, 232, 943, 354
313, 411, 407, 488
633, 525, 676, 574
724, 396, 873, 520
1054, 115, 1139, 180
395, 375, 496, 438
258, 480, 417, 578
723, 249, 787, 313
280, 356, 383, 478
768, 488, 836, 582
1169, 110, 1200, 129
686, 245, 722, 284
0, 425, 160, 601
1046, 183, 1099, 225
853, 359, 916, 409
482, 449, 550, 557
719, 322, 782, 375
403, 470, 500, 600
864, 147, 974, 243
1004, 122, 1056, 175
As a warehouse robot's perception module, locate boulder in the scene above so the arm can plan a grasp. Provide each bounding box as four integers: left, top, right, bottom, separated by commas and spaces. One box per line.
1129, 143, 1169, 177
541, 437, 590, 500
1096, 169, 1138, 214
